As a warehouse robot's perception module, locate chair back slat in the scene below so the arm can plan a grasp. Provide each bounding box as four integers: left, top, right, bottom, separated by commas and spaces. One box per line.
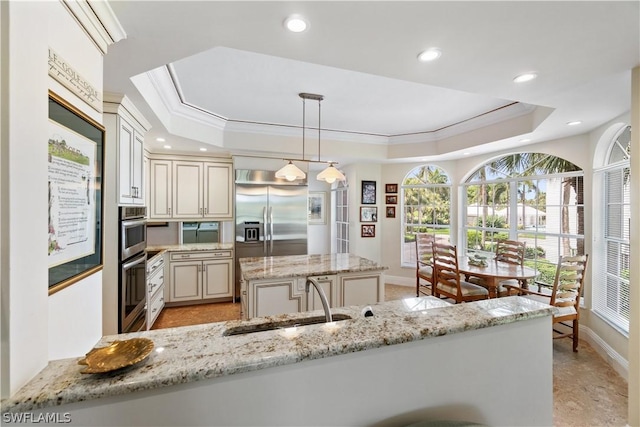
432, 242, 489, 303
495, 239, 526, 266
416, 233, 435, 266
550, 255, 589, 309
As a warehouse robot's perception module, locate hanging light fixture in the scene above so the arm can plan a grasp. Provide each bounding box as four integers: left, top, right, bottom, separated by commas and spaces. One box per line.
276, 93, 345, 183
275, 95, 307, 181
308, 93, 346, 184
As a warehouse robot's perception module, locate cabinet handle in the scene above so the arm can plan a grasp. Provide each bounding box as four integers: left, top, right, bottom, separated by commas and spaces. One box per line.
204, 208, 208, 214
152, 307, 158, 314
168, 208, 172, 216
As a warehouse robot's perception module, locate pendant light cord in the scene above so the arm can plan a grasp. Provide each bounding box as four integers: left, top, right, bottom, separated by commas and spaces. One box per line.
317, 98, 321, 161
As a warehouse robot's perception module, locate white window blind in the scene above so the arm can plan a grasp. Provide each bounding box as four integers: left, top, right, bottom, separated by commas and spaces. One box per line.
593, 125, 631, 334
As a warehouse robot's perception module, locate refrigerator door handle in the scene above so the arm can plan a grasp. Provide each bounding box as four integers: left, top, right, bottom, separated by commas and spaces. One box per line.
269, 206, 274, 253
262, 206, 268, 253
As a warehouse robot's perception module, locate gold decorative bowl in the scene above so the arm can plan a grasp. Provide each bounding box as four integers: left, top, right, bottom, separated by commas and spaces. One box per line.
78, 338, 154, 374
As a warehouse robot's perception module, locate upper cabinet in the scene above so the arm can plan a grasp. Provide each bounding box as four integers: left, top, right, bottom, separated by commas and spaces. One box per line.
104, 93, 151, 206
148, 156, 233, 221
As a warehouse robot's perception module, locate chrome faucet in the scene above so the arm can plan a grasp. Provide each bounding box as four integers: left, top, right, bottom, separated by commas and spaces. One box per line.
305, 278, 333, 322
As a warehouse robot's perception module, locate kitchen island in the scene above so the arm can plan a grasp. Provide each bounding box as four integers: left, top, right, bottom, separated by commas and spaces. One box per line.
239, 253, 388, 319
1, 296, 554, 426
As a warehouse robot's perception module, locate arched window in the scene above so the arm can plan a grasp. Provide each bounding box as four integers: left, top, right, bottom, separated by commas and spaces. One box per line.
401, 165, 451, 266
594, 126, 631, 334
462, 153, 584, 285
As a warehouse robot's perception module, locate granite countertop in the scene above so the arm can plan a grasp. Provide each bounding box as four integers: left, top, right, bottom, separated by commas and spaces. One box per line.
239, 253, 388, 281
146, 243, 234, 253
1, 296, 553, 414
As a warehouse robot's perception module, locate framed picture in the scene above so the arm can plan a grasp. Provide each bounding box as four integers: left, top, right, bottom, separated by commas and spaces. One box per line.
48, 91, 105, 295
385, 183, 398, 194
361, 180, 376, 204
308, 191, 326, 224
361, 224, 376, 238
360, 206, 378, 222
386, 195, 398, 204
386, 206, 396, 218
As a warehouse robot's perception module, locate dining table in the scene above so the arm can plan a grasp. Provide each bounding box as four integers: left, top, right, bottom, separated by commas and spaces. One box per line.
458, 258, 539, 298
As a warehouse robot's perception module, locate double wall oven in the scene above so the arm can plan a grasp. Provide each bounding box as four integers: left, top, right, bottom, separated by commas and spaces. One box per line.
119, 206, 147, 333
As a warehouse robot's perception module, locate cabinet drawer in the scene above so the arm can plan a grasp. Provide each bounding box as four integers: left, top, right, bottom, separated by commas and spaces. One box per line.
170, 250, 232, 261
148, 290, 165, 327
147, 254, 164, 273
148, 267, 164, 297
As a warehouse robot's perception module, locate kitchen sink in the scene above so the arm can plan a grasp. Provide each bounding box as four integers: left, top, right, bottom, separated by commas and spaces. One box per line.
223, 314, 352, 336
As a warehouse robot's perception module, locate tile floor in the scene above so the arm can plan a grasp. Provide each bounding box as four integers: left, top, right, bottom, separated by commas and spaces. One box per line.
153, 284, 628, 426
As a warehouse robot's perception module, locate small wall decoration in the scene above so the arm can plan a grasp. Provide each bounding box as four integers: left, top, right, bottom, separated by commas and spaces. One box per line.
308, 191, 327, 225
385, 183, 398, 194
386, 206, 396, 218
361, 224, 376, 238
360, 206, 378, 222
361, 180, 376, 204
386, 195, 398, 204
48, 91, 105, 295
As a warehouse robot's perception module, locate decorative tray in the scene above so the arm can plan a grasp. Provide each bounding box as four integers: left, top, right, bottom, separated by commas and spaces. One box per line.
78, 338, 154, 374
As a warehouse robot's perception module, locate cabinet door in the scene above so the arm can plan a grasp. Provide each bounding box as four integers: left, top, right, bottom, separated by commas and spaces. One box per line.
306, 275, 337, 311
149, 160, 172, 219
131, 131, 144, 205
251, 279, 302, 319
169, 261, 202, 302
203, 162, 233, 219
202, 258, 233, 298
339, 273, 383, 307
117, 119, 134, 204
173, 161, 203, 218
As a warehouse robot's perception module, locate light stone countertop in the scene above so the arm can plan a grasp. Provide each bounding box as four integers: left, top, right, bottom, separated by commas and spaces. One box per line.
146, 243, 234, 253
239, 253, 387, 281
0, 296, 553, 414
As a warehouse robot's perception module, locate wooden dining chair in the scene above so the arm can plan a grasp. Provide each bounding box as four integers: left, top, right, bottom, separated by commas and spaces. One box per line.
469, 239, 526, 296
504, 254, 589, 352
433, 242, 489, 303
415, 233, 436, 296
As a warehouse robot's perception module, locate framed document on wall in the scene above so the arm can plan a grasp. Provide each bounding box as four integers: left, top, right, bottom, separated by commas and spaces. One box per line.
48, 91, 105, 295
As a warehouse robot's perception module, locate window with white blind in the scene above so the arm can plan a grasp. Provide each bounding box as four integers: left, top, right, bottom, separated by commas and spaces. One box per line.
401, 165, 451, 267
462, 153, 584, 285
333, 179, 349, 254
594, 125, 631, 334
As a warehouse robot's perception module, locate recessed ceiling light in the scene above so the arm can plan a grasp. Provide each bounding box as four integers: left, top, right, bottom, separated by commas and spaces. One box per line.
163, 145, 172, 149
463, 152, 471, 156
519, 138, 532, 143
417, 48, 442, 62
567, 121, 582, 126
156, 137, 165, 142
513, 72, 538, 83
199, 148, 207, 152
284, 15, 308, 33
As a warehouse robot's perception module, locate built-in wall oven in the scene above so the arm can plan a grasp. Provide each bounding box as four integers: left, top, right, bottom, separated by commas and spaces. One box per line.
119, 206, 147, 333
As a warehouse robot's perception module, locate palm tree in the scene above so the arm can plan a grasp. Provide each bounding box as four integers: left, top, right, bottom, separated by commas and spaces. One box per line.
493, 153, 583, 255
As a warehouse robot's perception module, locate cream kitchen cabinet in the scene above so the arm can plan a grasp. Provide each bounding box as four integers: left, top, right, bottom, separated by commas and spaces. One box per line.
241, 271, 384, 320
104, 93, 151, 206
149, 159, 172, 219
306, 274, 337, 311
146, 252, 165, 329
167, 250, 233, 303
147, 157, 233, 221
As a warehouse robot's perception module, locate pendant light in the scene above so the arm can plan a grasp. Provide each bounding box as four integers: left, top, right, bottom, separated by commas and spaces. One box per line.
275, 94, 308, 181
311, 94, 346, 183
276, 93, 345, 183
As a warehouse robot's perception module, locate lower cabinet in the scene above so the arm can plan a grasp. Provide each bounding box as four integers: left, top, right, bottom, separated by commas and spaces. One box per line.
243, 271, 383, 320
167, 250, 233, 303
146, 253, 165, 329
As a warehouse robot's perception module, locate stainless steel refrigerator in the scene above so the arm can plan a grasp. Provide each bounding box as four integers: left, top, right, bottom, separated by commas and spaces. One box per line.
234, 170, 308, 299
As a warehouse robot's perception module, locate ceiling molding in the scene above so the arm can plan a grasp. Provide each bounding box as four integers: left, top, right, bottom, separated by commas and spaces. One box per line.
60, 0, 126, 55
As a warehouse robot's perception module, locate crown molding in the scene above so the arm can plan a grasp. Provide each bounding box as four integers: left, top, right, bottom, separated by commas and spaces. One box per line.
60, 0, 126, 55
103, 92, 152, 132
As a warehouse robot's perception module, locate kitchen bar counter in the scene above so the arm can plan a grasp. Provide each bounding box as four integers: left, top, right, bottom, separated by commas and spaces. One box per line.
1, 296, 553, 415
239, 253, 387, 281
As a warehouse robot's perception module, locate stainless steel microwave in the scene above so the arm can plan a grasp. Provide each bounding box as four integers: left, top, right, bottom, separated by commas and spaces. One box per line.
119, 207, 147, 261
